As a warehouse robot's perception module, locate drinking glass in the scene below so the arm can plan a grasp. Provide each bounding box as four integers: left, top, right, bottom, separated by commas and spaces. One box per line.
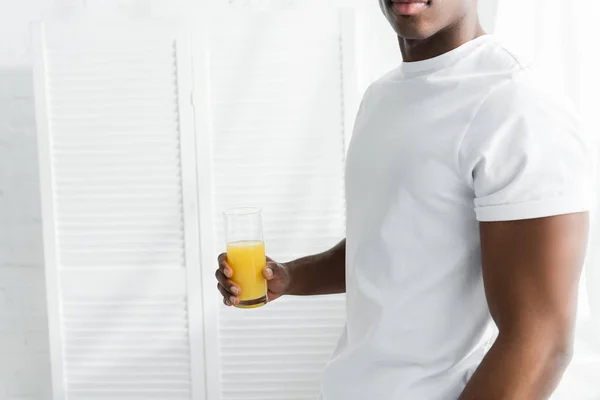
224, 207, 268, 308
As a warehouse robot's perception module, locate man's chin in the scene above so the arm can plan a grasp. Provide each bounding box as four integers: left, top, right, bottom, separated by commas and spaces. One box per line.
386, 16, 433, 40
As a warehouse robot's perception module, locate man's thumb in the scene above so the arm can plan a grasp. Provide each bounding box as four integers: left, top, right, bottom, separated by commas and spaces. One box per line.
263, 262, 285, 280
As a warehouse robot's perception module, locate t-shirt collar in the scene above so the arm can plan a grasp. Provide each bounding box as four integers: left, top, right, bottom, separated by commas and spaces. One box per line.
399, 34, 493, 76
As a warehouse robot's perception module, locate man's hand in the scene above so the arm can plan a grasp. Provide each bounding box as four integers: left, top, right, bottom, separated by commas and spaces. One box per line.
460, 213, 588, 400
216, 239, 347, 305
216, 254, 290, 306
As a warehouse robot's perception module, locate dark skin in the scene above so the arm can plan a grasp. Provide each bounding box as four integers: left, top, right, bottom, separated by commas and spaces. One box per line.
216, 1, 589, 398
459, 214, 588, 400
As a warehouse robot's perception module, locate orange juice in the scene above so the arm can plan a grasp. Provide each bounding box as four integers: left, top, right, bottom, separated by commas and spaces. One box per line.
226, 240, 267, 308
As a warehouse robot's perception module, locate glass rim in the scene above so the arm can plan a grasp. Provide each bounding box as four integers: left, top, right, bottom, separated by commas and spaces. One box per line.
223, 207, 262, 217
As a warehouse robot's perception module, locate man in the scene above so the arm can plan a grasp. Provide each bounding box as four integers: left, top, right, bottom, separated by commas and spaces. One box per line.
216, 0, 594, 398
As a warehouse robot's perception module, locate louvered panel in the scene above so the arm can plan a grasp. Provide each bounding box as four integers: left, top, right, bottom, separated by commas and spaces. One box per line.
35, 18, 200, 400
218, 298, 345, 400
209, 11, 348, 400
45, 25, 186, 272
61, 297, 190, 400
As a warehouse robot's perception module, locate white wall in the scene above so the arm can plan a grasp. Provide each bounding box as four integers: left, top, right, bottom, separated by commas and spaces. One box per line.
0, 70, 52, 400
0, 84, 50, 398
0, 0, 55, 398
479, 0, 500, 33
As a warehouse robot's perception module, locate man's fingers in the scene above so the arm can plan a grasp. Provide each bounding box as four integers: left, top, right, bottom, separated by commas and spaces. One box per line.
218, 253, 233, 278
217, 253, 241, 306
218, 283, 238, 306
215, 270, 240, 295
216, 253, 240, 307
217, 283, 230, 300
214, 269, 229, 286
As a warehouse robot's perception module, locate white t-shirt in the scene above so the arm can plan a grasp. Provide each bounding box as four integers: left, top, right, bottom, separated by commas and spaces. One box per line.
320, 35, 595, 399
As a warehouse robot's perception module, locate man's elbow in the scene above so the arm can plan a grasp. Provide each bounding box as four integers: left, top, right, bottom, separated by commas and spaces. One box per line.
546, 331, 575, 372
526, 321, 575, 374
500, 319, 575, 373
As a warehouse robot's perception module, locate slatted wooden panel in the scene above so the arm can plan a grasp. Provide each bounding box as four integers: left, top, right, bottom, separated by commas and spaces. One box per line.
61, 296, 191, 399
206, 10, 352, 400
35, 17, 203, 400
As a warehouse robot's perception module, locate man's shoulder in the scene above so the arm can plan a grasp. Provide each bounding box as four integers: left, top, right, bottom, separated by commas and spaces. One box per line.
463, 68, 590, 163
366, 36, 531, 90
476, 69, 578, 125
358, 36, 573, 120
459, 38, 576, 123
469, 36, 531, 75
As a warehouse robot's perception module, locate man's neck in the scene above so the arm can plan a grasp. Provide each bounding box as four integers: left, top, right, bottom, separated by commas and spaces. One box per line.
399, 15, 485, 62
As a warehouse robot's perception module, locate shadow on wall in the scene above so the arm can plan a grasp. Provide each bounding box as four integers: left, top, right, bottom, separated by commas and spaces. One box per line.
0, 68, 52, 399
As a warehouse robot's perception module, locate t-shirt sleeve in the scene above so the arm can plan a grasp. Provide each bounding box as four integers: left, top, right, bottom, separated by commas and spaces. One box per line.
458, 73, 596, 222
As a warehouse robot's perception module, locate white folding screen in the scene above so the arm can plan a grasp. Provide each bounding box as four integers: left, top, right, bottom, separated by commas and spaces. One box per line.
35, 8, 358, 400
200, 10, 356, 400
33, 16, 205, 400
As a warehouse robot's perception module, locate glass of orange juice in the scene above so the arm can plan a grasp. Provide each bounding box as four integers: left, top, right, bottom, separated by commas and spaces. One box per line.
224, 207, 268, 309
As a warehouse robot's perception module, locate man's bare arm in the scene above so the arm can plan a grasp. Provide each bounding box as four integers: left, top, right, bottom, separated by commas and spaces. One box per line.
284, 239, 346, 296
459, 213, 588, 400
